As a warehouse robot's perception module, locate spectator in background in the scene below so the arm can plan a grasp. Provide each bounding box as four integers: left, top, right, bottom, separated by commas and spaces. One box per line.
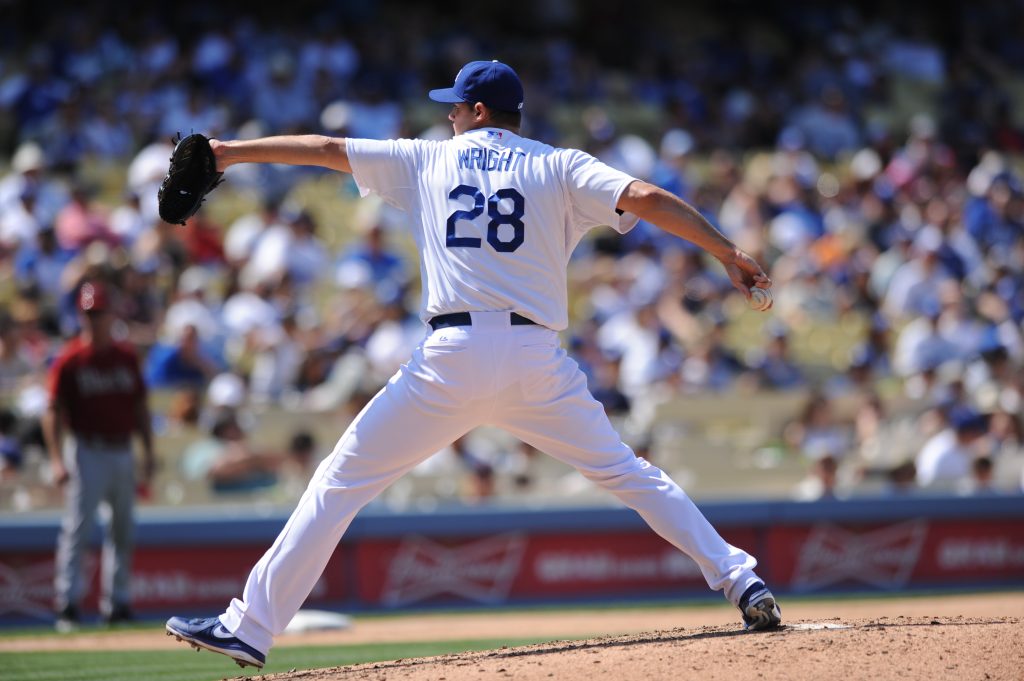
200, 372, 251, 434
362, 293, 423, 388
784, 393, 851, 464
990, 100, 1024, 153
54, 183, 119, 253
793, 454, 840, 502
788, 86, 861, 160
43, 281, 155, 630
507, 440, 540, 492
0, 188, 43, 252
251, 52, 317, 134
915, 408, 990, 491
144, 324, 220, 389
0, 142, 68, 228
964, 173, 1024, 253
40, 98, 90, 172
224, 197, 284, 267
934, 279, 986, 360
273, 430, 318, 501
883, 228, 954, 321
108, 192, 149, 247
125, 136, 176, 225
222, 273, 283, 342
958, 456, 998, 496
82, 97, 135, 161
247, 208, 328, 293
624, 129, 696, 250
680, 339, 742, 394
850, 392, 919, 479
158, 87, 228, 142
249, 313, 307, 405
590, 351, 632, 418
964, 339, 1016, 403
130, 217, 188, 277
182, 411, 277, 494
751, 322, 805, 390
824, 345, 877, 399
179, 212, 226, 267
0, 408, 23, 480
451, 436, 495, 504
987, 408, 1024, 487
7, 296, 53, 372
164, 386, 203, 434
652, 129, 695, 200
893, 299, 960, 378
0, 312, 34, 392
345, 78, 405, 140
868, 226, 914, 304
880, 460, 919, 497
117, 265, 163, 347
162, 266, 224, 351
220, 274, 290, 377
596, 302, 667, 398
335, 223, 409, 303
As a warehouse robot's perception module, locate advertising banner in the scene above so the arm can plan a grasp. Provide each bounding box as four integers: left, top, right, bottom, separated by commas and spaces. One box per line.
356, 530, 761, 607
0, 546, 348, 622
2, 498, 1022, 624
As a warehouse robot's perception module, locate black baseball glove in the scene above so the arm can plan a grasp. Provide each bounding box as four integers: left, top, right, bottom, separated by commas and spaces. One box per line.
157, 133, 224, 225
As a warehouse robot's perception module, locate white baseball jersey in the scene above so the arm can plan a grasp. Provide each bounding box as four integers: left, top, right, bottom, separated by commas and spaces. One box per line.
347, 128, 639, 330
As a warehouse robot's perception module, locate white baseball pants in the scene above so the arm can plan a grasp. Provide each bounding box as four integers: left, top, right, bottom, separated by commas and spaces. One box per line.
221, 311, 763, 654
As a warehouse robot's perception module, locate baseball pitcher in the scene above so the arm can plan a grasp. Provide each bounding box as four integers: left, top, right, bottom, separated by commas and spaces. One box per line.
166, 60, 781, 669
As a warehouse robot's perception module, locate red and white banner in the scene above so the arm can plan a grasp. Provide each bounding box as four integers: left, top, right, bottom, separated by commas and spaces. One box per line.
1, 515, 1022, 623
0, 546, 348, 621
358, 528, 758, 606
768, 520, 1024, 591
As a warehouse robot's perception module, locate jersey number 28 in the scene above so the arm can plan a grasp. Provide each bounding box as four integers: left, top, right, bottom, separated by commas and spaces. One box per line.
446, 185, 524, 253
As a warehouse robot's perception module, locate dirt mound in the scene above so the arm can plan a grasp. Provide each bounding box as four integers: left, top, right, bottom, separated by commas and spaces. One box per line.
3, 593, 1020, 680
258, 615, 1020, 681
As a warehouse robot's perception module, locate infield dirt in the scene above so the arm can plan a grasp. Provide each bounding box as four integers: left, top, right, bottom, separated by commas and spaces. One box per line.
4, 592, 1022, 680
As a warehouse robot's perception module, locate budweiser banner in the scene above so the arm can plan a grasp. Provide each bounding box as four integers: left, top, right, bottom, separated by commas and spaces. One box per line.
0, 546, 348, 623
1, 497, 1022, 623
357, 530, 743, 607
770, 519, 1024, 592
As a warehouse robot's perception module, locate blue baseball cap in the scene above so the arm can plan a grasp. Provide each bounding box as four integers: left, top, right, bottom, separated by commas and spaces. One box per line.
428, 60, 524, 113
948, 407, 988, 434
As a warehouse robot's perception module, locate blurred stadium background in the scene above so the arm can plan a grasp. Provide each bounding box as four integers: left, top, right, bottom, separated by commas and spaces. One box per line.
1, 0, 1023, 627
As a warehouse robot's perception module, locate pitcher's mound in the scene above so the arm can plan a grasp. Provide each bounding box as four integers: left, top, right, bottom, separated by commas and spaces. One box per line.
256, 615, 1020, 681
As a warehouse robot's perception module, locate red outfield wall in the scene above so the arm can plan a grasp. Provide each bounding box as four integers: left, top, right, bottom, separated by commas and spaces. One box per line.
1, 497, 1022, 624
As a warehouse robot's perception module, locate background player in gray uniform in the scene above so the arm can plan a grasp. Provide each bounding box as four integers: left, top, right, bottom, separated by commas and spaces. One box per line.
45, 281, 155, 630
166, 60, 781, 670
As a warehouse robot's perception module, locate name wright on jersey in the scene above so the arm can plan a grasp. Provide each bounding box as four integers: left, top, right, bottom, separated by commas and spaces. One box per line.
457, 147, 527, 172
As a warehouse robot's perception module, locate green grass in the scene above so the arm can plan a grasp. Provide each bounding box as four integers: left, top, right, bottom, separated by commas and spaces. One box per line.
0, 638, 554, 681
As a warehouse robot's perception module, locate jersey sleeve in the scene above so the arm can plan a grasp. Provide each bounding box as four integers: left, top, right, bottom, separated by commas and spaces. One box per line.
564, 150, 639, 235
346, 138, 423, 212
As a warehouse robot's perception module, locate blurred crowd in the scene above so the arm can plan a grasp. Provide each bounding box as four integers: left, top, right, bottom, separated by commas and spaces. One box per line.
1, 0, 1023, 509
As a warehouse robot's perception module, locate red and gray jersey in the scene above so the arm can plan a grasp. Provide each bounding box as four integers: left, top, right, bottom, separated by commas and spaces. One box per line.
347, 129, 639, 331
47, 337, 146, 441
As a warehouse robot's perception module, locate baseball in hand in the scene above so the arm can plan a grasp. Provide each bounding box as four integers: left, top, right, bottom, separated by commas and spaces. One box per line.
749, 287, 773, 311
